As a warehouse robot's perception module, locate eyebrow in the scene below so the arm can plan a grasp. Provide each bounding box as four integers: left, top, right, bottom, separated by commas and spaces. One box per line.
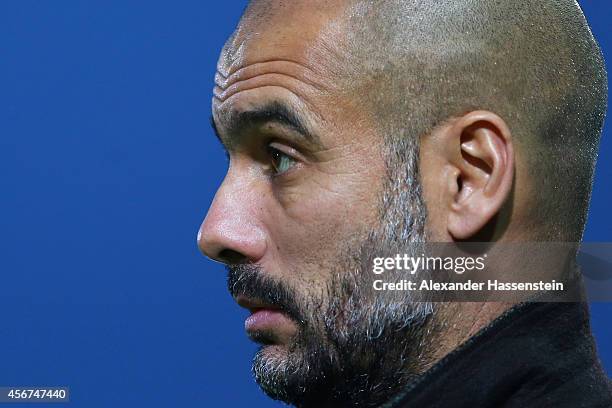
211, 101, 322, 149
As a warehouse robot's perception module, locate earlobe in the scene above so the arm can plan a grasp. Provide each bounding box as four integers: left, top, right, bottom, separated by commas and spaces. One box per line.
447, 111, 514, 240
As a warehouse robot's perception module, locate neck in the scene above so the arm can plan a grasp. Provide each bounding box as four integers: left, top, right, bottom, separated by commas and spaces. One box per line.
416, 301, 514, 373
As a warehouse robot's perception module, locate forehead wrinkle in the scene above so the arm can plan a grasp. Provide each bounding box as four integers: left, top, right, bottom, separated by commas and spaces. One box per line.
213, 75, 305, 103
212, 58, 328, 126
222, 56, 319, 79
215, 59, 324, 93
217, 2, 352, 90
214, 71, 325, 104
213, 83, 325, 132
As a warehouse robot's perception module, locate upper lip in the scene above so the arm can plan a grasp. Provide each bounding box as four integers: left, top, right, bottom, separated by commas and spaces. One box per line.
235, 295, 281, 314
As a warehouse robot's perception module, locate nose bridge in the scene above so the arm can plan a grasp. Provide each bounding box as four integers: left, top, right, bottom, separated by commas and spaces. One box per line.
198, 173, 267, 264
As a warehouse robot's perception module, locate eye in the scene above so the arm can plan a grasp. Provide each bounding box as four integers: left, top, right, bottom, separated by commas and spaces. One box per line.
267, 145, 298, 176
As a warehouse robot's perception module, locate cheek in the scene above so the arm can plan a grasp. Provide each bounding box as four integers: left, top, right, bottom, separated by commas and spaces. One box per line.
268, 172, 383, 283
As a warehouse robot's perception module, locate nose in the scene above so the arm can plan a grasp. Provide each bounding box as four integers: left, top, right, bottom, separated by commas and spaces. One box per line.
197, 180, 267, 265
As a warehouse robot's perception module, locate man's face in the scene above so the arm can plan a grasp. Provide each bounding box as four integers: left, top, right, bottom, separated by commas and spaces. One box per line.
198, 4, 432, 406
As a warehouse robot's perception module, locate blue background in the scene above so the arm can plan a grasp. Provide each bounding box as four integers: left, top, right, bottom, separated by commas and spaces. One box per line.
0, 1, 610, 407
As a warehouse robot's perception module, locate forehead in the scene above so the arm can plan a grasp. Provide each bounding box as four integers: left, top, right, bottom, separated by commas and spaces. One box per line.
218, 1, 349, 77
212, 1, 380, 152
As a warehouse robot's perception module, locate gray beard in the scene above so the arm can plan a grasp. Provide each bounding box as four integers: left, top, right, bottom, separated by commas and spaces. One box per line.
250, 136, 434, 407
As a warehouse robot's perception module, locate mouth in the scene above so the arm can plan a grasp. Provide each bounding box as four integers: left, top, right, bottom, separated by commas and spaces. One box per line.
235, 295, 298, 344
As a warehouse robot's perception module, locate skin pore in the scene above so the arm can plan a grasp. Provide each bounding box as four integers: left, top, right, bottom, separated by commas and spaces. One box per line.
199, 0, 606, 406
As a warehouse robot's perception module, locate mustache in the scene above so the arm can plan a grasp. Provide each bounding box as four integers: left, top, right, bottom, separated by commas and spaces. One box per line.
227, 264, 306, 325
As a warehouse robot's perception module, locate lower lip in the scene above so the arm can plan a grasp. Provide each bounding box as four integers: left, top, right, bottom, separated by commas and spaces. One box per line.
245, 309, 290, 332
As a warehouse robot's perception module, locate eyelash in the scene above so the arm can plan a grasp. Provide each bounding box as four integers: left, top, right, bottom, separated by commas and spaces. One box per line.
266, 144, 299, 176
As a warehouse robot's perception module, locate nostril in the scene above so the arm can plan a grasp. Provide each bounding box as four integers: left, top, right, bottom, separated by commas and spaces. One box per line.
197, 210, 267, 264
218, 249, 248, 264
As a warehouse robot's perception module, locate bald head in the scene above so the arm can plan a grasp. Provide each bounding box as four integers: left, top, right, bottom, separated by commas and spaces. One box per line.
228, 0, 607, 241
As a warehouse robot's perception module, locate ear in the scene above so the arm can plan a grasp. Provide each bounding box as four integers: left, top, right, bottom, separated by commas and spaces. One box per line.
446, 111, 515, 240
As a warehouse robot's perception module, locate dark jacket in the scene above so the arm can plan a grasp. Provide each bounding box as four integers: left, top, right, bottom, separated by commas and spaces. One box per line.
387, 302, 612, 407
